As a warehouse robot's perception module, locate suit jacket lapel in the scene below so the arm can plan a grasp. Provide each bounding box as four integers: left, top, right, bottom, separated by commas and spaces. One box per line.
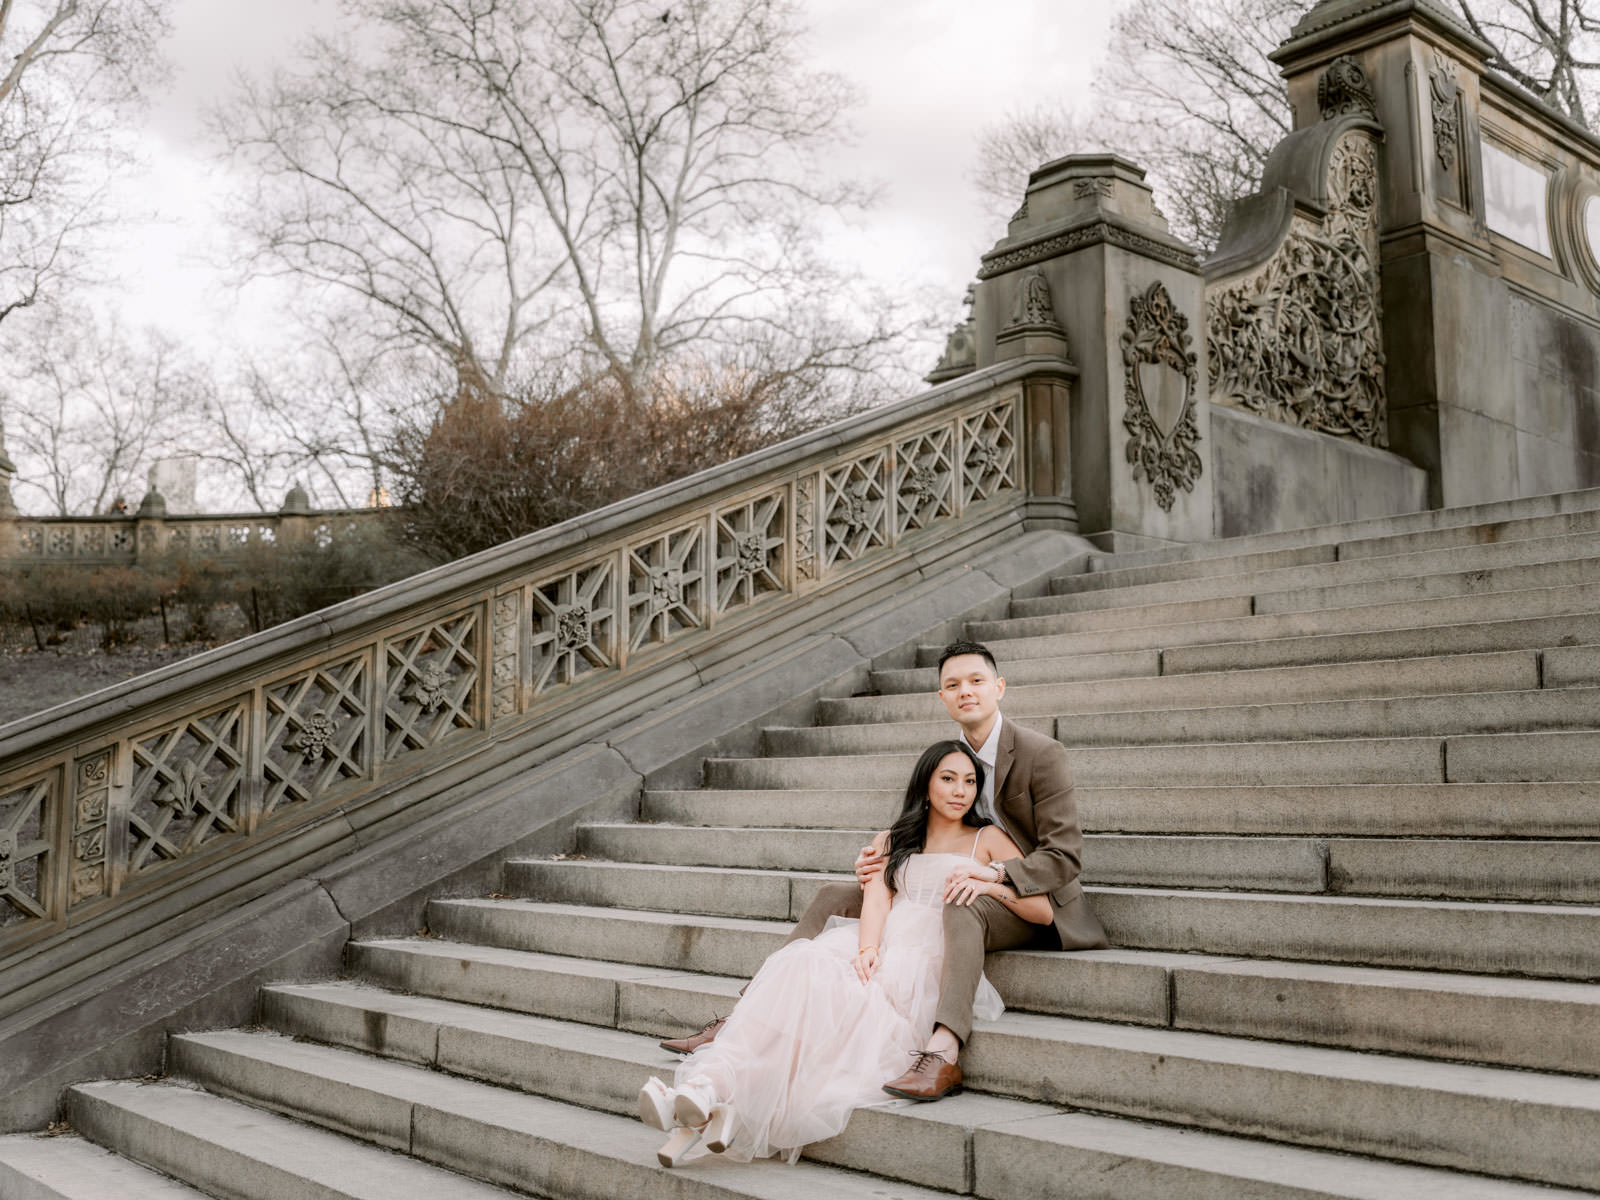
992, 717, 1017, 816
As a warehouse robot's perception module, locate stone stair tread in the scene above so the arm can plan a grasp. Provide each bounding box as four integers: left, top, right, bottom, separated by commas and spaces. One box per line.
1061, 489, 1600, 577
245, 984, 1600, 1189
847, 647, 1559, 714
348, 931, 1600, 1075
1033, 528, 1600, 613
968, 579, 1600, 652
0, 1132, 214, 1199
645, 781, 1600, 837
65, 1079, 523, 1200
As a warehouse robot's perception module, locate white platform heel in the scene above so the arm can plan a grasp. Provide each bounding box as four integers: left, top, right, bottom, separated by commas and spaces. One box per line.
655, 1124, 703, 1167
637, 1076, 677, 1131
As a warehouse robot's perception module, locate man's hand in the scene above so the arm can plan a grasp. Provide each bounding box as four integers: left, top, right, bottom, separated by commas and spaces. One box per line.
854, 843, 886, 888
943, 861, 999, 906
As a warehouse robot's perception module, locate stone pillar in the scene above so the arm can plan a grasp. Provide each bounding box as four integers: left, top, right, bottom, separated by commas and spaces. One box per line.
278, 482, 312, 544
134, 487, 168, 564
1269, 2, 1516, 507
0, 420, 17, 558
974, 155, 1212, 550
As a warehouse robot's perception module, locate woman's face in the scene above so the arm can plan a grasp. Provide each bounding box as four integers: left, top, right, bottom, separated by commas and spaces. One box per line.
927, 751, 979, 823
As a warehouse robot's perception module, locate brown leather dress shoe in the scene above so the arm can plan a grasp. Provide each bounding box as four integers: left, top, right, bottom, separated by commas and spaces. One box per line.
658, 1016, 726, 1055
882, 1050, 963, 1101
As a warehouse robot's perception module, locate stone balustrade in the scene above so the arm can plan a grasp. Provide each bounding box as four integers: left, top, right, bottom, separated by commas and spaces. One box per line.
0, 505, 384, 566
0, 364, 1041, 992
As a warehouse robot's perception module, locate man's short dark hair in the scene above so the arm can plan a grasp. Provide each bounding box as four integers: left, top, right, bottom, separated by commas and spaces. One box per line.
938, 640, 998, 677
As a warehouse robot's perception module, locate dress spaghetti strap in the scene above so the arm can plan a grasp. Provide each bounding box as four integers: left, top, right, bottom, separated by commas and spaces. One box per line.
969, 828, 982, 859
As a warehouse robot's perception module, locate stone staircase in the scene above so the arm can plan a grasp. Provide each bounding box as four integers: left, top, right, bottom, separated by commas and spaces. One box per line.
5, 494, 1600, 1199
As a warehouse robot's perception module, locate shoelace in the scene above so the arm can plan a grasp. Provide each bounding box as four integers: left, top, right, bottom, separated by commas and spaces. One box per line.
905, 1049, 949, 1074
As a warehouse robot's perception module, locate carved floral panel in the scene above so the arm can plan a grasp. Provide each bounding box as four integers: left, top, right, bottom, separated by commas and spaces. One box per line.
382, 610, 482, 759
128, 702, 249, 876
70, 752, 111, 908
529, 559, 618, 696
894, 426, 957, 537
794, 473, 818, 583
262, 653, 370, 817
713, 489, 787, 614
0, 771, 54, 929
960, 400, 1019, 506
1206, 132, 1387, 445
822, 449, 890, 569
626, 524, 706, 653
491, 590, 521, 720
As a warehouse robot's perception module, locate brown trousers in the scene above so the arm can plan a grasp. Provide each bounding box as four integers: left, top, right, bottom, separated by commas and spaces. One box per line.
781, 881, 1039, 1046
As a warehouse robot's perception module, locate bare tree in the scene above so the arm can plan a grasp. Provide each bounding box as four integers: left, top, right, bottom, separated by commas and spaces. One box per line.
975, 1, 1600, 253
215, 0, 884, 402
0, 0, 171, 327
0, 301, 203, 515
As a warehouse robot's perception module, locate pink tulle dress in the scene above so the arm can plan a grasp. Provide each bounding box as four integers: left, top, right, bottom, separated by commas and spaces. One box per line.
673, 845, 1004, 1163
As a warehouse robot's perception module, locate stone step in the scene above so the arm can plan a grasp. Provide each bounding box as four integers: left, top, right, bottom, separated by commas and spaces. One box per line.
645, 781, 1600, 837
0, 1133, 213, 1200
1034, 528, 1600, 613
711, 732, 1573, 789
851, 648, 1551, 715
771, 687, 1600, 754
578, 823, 1600, 903
970, 579, 1600, 646
63, 1079, 523, 1200
873, 647, 1162, 692
76, 1058, 935, 1200
348, 934, 1600, 1076
495, 863, 1600, 978
1256, 553, 1600, 617
246, 984, 1600, 1190
1062, 497, 1600, 587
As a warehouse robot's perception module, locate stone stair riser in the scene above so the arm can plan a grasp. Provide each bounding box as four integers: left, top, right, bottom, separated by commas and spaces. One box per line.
872, 649, 1162, 694
1253, 556, 1600, 616
836, 650, 1550, 720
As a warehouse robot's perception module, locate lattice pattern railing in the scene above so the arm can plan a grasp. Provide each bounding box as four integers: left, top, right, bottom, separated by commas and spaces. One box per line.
0, 380, 1025, 958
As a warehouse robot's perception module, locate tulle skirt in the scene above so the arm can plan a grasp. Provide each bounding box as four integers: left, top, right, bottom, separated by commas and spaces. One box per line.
673, 903, 1002, 1162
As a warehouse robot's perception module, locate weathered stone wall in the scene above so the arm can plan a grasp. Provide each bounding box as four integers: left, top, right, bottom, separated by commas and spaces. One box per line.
1210, 404, 1427, 536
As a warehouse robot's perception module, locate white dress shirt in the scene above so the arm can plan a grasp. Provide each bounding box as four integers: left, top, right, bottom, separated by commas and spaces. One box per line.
963, 711, 1012, 839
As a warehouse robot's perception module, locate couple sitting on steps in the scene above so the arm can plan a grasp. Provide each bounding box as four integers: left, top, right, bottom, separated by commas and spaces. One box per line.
637, 640, 1108, 1166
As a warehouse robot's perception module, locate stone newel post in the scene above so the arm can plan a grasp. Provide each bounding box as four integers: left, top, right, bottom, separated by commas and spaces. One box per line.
974, 154, 1214, 550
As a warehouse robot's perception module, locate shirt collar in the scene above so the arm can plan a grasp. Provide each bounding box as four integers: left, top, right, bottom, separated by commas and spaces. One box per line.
969, 710, 1003, 770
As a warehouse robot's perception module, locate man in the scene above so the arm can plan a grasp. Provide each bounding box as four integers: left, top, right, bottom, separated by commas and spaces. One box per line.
662, 639, 1107, 1102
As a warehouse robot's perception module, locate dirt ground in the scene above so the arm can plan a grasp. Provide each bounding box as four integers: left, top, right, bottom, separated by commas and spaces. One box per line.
0, 609, 250, 728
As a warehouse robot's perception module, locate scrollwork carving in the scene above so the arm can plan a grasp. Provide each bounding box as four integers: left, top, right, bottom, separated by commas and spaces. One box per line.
1318, 55, 1378, 120
1429, 51, 1460, 170
1205, 133, 1387, 446
1122, 282, 1202, 512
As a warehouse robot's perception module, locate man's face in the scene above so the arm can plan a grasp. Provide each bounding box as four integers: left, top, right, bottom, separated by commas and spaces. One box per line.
937, 653, 1005, 731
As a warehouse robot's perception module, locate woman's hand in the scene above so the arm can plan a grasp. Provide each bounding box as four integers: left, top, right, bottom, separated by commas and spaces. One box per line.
943, 862, 999, 906
854, 944, 880, 983
854, 844, 886, 888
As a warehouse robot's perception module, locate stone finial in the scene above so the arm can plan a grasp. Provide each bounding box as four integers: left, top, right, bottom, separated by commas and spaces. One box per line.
926, 285, 979, 384
995, 268, 1072, 362
136, 487, 168, 518
281, 481, 311, 515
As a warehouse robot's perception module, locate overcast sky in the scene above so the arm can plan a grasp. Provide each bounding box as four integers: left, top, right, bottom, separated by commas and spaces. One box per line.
107, 0, 1120, 359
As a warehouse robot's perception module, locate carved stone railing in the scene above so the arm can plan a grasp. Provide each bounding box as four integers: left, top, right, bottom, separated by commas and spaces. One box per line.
0, 507, 384, 566
0, 365, 1036, 979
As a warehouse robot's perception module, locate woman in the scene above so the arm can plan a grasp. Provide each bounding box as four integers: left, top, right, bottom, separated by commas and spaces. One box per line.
637, 739, 1052, 1167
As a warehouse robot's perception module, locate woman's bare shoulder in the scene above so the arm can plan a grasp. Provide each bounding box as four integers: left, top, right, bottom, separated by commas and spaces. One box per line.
977, 823, 1023, 861
871, 829, 891, 853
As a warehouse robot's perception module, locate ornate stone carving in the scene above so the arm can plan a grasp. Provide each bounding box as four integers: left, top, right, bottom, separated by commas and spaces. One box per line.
1074, 177, 1114, 199
794, 474, 817, 581
130, 703, 248, 874
714, 490, 786, 613
1429, 51, 1460, 170
1318, 55, 1378, 120
264, 654, 370, 814
626, 524, 706, 649
528, 560, 615, 696
69, 754, 109, 906
822, 452, 889, 569
960, 401, 1019, 507
384, 611, 481, 754
0, 770, 54, 924
980, 221, 1199, 279
1121, 282, 1202, 512
286, 711, 337, 762
491, 591, 520, 719
1008, 268, 1059, 329
555, 603, 592, 654
926, 286, 977, 384
1205, 132, 1387, 445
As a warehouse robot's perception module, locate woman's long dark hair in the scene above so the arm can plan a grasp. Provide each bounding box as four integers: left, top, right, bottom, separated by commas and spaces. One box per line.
882, 740, 989, 894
